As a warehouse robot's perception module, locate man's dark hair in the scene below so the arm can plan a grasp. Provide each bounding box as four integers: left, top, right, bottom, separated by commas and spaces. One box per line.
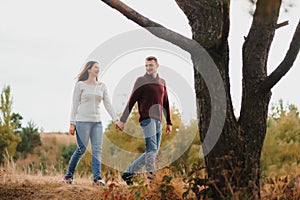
146, 56, 158, 63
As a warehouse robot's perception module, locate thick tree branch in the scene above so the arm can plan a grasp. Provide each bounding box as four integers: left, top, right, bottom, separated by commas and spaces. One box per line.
260, 20, 300, 93
276, 20, 289, 29
100, 0, 195, 52
175, 0, 229, 50
239, 0, 282, 154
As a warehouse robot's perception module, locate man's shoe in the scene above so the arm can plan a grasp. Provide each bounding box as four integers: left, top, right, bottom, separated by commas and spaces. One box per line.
61, 176, 74, 184
121, 172, 134, 185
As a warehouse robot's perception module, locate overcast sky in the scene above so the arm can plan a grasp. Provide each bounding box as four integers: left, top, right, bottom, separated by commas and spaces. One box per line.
0, 0, 299, 132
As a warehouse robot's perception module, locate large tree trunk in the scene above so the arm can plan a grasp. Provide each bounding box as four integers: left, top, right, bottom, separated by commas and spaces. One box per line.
176, 0, 281, 198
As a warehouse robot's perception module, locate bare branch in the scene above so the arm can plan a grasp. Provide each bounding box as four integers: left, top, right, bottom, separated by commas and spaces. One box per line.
276, 20, 289, 29
100, 0, 195, 52
260, 20, 300, 93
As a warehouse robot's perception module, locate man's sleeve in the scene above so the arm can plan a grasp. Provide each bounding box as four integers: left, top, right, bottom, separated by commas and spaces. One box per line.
163, 82, 172, 125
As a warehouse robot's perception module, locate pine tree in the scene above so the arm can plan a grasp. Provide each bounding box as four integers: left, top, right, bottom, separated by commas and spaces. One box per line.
0, 86, 21, 163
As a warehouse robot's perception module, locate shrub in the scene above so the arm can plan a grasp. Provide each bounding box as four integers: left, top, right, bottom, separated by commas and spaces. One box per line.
16, 121, 41, 158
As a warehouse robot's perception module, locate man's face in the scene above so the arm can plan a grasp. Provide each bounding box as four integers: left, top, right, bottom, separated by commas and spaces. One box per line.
145, 60, 159, 76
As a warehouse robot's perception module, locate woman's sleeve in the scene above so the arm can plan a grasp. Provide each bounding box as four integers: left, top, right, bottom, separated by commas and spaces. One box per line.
103, 84, 118, 121
70, 82, 81, 125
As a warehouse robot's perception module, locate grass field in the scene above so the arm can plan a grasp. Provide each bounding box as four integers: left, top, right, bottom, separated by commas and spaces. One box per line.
0, 133, 299, 199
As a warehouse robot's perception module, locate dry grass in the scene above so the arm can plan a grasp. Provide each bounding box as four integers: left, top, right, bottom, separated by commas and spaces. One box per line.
1, 163, 300, 199
40, 132, 76, 147
3, 164, 299, 200
0, 167, 187, 200
14, 133, 75, 172
1, 133, 300, 199
1, 147, 187, 200
0, 170, 106, 200
261, 175, 300, 200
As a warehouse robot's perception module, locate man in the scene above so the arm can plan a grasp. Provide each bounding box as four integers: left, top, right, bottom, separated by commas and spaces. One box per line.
116, 56, 172, 185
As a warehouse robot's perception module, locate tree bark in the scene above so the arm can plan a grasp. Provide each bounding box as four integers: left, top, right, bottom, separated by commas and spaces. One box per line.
176, 0, 250, 198
237, 0, 281, 198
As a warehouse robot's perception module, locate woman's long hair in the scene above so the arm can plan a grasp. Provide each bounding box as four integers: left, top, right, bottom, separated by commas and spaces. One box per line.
77, 61, 98, 82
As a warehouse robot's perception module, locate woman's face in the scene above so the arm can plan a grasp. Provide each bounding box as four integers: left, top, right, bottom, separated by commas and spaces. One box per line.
88, 63, 100, 78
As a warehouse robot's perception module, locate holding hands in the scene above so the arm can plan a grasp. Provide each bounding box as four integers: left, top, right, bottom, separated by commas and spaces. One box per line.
114, 120, 125, 131
114, 120, 172, 135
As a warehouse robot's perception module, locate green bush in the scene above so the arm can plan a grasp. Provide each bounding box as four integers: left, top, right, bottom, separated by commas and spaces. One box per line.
262, 100, 300, 175
59, 143, 93, 176
61, 144, 77, 165
16, 121, 41, 158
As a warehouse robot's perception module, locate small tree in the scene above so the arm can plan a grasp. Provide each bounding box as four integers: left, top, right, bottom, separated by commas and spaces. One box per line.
0, 86, 21, 163
262, 101, 300, 175
16, 121, 42, 158
11, 113, 23, 133
60, 144, 93, 176
61, 143, 77, 165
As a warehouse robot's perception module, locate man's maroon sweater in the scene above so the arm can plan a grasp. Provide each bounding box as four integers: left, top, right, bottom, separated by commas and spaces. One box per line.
120, 73, 172, 125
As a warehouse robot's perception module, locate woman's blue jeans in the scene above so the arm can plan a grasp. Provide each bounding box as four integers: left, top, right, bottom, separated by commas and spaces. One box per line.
65, 121, 103, 180
125, 118, 162, 174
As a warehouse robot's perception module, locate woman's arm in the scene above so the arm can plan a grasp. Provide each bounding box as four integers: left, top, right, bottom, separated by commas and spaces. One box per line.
70, 82, 81, 125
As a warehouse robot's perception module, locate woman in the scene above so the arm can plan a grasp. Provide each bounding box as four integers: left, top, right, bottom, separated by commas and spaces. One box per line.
62, 61, 118, 186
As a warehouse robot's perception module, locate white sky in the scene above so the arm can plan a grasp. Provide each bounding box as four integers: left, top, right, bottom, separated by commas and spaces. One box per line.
0, 0, 299, 132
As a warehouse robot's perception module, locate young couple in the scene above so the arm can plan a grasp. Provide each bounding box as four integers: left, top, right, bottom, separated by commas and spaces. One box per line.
61, 56, 172, 186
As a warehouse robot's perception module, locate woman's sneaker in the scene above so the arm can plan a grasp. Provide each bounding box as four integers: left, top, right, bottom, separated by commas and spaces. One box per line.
93, 179, 106, 186
61, 176, 74, 184
147, 172, 156, 181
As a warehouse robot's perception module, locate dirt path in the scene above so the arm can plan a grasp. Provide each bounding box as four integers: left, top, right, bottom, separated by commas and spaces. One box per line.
0, 172, 184, 200
0, 182, 106, 200
0, 172, 127, 200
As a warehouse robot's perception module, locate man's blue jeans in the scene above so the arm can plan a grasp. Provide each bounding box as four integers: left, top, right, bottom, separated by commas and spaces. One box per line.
125, 118, 162, 174
65, 121, 103, 180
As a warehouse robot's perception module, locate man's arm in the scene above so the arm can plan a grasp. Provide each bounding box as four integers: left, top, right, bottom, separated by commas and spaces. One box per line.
163, 82, 172, 135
